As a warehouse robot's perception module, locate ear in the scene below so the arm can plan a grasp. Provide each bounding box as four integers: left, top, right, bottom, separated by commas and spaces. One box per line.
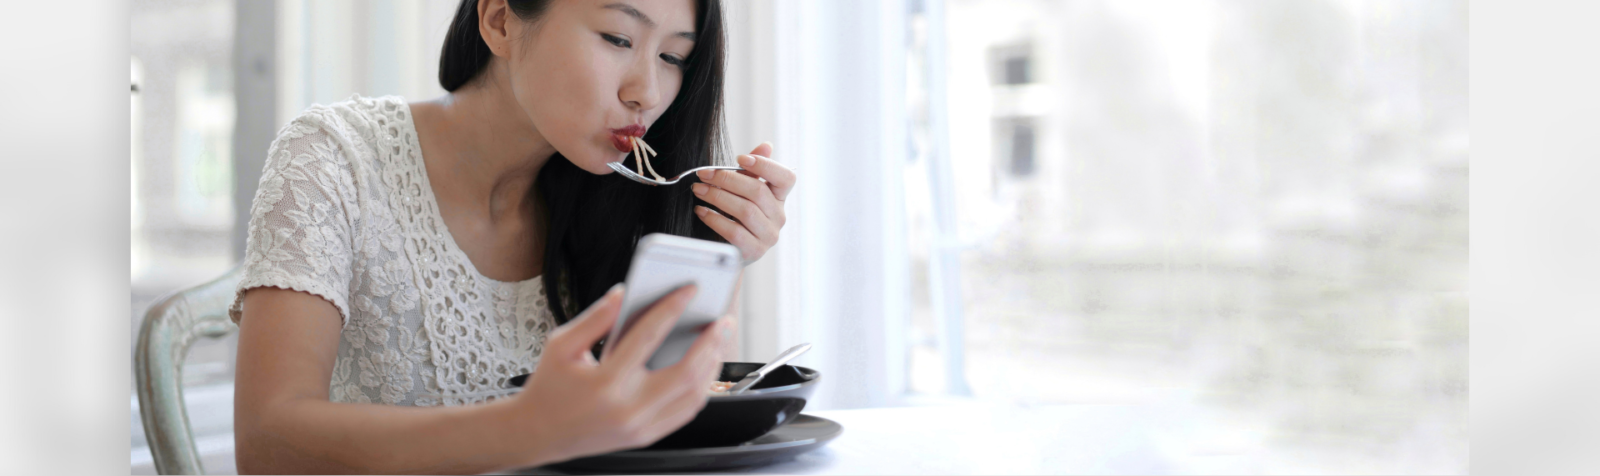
478, 0, 514, 57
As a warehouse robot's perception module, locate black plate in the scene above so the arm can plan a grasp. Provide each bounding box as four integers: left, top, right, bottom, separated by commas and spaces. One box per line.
510, 363, 822, 449
540, 414, 843, 474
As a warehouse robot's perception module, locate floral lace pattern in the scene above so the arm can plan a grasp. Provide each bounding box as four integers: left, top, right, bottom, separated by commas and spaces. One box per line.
229, 95, 556, 406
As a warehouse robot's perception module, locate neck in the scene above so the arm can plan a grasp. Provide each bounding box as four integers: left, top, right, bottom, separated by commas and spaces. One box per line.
427, 72, 556, 222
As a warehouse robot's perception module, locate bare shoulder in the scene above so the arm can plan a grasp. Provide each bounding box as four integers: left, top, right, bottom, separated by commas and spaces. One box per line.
406, 98, 445, 130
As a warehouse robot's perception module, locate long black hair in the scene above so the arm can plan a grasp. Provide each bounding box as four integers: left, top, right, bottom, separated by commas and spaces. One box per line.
438, 0, 728, 327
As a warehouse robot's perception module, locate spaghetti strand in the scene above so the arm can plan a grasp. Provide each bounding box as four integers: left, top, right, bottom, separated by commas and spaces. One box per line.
638, 137, 666, 181
632, 136, 645, 176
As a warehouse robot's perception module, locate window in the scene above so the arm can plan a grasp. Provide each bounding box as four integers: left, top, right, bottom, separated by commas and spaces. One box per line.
131, 0, 239, 390
994, 118, 1036, 177
990, 44, 1033, 86
903, 0, 1466, 469
131, 1, 240, 470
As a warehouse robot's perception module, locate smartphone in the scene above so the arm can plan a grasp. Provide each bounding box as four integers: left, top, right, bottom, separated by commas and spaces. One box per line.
601, 233, 742, 370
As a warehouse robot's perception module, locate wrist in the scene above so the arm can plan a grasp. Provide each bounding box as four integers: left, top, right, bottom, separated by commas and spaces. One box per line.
474, 396, 558, 472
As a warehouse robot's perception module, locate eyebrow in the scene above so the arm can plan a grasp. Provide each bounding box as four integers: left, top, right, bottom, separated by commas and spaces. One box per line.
603, 3, 697, 41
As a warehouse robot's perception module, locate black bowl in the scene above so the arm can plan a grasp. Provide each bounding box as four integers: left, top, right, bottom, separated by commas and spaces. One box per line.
508, 362, 819, 450
647, 362, 819, 449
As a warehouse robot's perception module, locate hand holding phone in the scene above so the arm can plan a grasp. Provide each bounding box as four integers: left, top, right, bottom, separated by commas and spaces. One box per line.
504, 283, 731, 465
601, 233, 742, 370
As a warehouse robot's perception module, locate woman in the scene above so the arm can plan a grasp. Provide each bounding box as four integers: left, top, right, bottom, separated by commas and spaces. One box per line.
229, 0, 795, 472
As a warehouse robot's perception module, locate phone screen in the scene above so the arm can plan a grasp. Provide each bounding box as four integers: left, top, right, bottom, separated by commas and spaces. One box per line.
602, 234, 742, 370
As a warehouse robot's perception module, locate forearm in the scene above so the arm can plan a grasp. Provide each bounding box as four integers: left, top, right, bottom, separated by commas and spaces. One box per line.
236, 396, 544, 475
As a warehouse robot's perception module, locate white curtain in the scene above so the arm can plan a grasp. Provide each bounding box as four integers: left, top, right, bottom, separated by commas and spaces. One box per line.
728, 0, 913, 411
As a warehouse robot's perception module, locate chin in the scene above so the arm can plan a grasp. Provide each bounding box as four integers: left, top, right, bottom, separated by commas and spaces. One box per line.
566, 151, 623, 176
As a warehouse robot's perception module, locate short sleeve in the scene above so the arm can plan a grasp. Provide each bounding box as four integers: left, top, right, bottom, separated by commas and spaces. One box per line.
229, 117, 359, 327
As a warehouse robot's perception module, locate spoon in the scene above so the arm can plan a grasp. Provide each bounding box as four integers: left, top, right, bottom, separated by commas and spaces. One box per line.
608, 161, 745, 186
726, 343, 813, 395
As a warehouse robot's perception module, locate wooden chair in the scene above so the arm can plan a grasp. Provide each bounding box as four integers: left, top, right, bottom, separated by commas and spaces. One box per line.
134, 267, 244, 474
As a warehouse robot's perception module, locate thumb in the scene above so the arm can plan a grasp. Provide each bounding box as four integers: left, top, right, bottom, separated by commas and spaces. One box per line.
552, 284, 624, 358
748, 141, 773, 159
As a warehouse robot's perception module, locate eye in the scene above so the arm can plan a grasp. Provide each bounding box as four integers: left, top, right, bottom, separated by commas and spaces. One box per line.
601, 33, 631, 48
660, 54, 687, 69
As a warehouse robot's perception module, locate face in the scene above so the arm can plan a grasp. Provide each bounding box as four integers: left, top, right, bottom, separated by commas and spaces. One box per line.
500, 0, 698, 175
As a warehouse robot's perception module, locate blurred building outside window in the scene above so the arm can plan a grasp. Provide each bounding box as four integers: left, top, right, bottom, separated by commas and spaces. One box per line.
130, 0, 238, 392
991, 43, 1034, 86
130, 1, 241, 471
902, 0, 1466, 470
998, 118, 1037, 177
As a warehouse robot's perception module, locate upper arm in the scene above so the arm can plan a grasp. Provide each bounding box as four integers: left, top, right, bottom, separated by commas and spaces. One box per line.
231, 115, 359, 428
232, 287, 346, 469
230, 116, 360, 327
235, 287, 345, 408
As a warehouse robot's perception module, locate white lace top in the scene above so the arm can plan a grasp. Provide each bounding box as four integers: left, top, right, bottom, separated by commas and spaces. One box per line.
229, 94, 557, 406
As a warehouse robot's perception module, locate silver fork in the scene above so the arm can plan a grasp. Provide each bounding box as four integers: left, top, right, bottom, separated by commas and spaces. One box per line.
607, 161, 745, 186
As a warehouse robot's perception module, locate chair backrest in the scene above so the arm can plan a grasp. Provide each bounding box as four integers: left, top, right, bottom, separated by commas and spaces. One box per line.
135, 267, 243, 475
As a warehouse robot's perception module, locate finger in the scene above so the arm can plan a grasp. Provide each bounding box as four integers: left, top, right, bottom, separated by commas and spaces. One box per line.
694, 168, 782, 221
636, 332, 726, 440
717, 318, 739, 362
545, 284, 624, 360
733, 162, 765, 183
637, 388, 710, 446
749, 141, 773, 159
655, 317, 728, 385
693, 183, 776, 241
639, 317, 726, 412
603, 284, 699, 373
735, 150, 796, 201
696, 206, 762, 260
617, 379, 702, 450
685, 319, 730, 383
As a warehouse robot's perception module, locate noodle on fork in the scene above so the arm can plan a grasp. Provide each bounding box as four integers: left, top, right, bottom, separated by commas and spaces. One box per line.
632, 136, 645, 178
632, 136, 667, 181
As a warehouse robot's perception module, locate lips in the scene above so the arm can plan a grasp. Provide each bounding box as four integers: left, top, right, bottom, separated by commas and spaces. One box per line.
609, 134, 632, 152
609, 124, 647, 152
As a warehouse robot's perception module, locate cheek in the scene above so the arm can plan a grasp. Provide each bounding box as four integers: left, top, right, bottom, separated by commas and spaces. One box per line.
530, 52, 605, 121
517, 48, 615, 153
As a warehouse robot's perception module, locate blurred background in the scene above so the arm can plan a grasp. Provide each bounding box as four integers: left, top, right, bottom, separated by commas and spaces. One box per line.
130, 0, 1466, 473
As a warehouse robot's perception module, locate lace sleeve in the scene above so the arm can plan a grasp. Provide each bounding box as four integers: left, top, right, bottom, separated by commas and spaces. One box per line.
228, 117, 360, 327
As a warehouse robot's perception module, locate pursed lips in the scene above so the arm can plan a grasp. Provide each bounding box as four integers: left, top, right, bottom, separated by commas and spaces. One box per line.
609, 124, 646, 152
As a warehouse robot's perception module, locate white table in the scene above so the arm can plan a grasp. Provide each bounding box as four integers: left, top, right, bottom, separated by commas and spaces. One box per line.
747, 403, 1264, 475
522, 401, 1273, 474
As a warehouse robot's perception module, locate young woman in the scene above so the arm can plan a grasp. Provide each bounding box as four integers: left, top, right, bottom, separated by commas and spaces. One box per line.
228, 0, 795, 473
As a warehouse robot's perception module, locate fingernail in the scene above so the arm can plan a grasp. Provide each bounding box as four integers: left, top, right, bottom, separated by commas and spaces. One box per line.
693, 183, 708, 196
719, 319, 734, 340
695, 205, 709, 217
737, 154, 755, 167
696, 169, 713, 181
608, 283, 624, 295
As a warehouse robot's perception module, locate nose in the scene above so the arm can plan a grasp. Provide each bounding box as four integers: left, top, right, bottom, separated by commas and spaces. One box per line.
619, 55, 663, 114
